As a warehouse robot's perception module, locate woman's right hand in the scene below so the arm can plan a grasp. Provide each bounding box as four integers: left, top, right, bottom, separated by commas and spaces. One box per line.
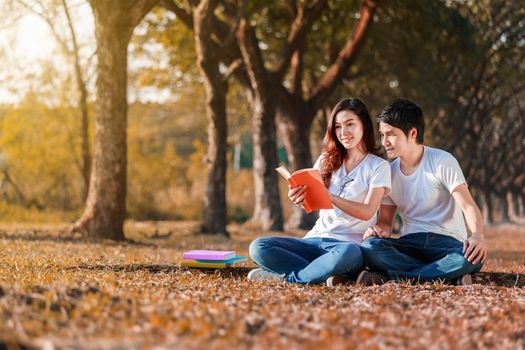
288, 185, 307, 206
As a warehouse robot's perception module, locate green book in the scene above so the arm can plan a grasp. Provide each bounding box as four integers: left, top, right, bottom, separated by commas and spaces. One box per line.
195, 256, 247, 264
181, 260, 230, 268
181, 256, 248, 269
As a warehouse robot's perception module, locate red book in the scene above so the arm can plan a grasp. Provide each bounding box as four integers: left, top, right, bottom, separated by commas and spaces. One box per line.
276, 166, 333, 213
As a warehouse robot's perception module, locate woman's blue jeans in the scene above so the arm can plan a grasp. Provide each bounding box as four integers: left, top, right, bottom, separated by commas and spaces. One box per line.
249, 237, 364, 284
361, 233, 483, 283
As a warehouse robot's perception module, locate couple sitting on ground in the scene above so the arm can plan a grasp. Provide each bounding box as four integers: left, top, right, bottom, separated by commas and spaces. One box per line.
248, 98, 487, 286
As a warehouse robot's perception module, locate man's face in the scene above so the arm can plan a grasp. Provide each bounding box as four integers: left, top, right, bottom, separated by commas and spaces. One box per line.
379, 122, 413, 159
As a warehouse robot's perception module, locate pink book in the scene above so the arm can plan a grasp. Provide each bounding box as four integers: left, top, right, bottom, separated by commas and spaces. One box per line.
183, 250, 236, 261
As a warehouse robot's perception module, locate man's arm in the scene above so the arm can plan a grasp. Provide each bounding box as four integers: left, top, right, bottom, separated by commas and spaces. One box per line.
452, 184, 487, 264
363, 204, 397, 240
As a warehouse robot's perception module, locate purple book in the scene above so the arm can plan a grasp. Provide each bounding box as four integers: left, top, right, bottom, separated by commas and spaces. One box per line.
183, 250, 236, 261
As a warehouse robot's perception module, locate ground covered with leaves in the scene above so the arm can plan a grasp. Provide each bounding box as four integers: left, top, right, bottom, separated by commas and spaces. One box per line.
0, 222, 524, 349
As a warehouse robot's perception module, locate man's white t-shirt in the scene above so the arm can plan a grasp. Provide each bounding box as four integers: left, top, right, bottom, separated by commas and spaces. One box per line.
382, 146, 468, 241
304, 154, 391, 244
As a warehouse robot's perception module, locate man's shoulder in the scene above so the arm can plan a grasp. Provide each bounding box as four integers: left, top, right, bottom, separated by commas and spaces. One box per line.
425, 146, 457, 161
424, 146, 460, 170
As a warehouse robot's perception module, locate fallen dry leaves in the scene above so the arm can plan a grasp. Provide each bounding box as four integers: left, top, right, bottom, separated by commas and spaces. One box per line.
0, 222, 524, 349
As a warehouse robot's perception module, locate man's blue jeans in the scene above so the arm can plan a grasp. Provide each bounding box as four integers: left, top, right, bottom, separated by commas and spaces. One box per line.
361, 233, 483, 283
249, 237, 364, 284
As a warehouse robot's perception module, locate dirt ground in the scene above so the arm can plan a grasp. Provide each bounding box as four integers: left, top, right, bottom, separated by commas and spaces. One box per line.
0, 222, 524, 349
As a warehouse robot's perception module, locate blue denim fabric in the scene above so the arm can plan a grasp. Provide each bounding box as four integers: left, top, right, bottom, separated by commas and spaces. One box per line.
361, 232, 483, 283
249, 237, 364, 284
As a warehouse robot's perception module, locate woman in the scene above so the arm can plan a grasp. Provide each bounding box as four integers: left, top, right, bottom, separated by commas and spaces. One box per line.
248, 98, 391, 285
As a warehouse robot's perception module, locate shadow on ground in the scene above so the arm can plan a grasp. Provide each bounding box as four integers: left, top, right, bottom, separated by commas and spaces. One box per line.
473, 272, 525, 287
0, 230, 157, 247
65, 264, 525, 287
66, 263, 254, 278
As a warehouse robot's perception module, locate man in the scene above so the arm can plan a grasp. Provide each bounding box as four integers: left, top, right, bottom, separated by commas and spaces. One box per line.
359, 99, 487, 285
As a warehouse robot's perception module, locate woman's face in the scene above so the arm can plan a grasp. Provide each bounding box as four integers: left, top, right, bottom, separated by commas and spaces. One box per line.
334, 110, 364, 150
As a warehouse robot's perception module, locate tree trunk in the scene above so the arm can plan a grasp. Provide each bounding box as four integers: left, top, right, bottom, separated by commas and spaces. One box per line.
499, 191, 511, 223
510, 190, 523, 218
72, 0, 157, 240
79, 81, 91, 201
509, 191, 519, 221
484, 192, 494, 225
237, 19, 284, 231
276, 108, 318, 230
194, 0, 229, 236
250, 96, 284, 231
473, 191, 483, 215
516, 193, 525, 217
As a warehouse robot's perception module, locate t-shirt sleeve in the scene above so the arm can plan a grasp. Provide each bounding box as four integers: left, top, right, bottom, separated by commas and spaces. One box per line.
436, 153, 467, 193
381, 195, 396, 206
313, 154, 324, 171
369, 160, 392, 195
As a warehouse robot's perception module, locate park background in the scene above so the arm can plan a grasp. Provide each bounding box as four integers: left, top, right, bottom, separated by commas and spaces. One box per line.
0, 0, 524, 349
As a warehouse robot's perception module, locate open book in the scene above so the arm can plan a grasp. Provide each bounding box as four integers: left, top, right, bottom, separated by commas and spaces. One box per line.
276, 166, 332, 213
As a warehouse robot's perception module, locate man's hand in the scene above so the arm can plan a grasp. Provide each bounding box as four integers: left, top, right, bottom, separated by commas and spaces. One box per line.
288, 185, 307, 207
363, 225, 391, 240
463, 233, 487, 264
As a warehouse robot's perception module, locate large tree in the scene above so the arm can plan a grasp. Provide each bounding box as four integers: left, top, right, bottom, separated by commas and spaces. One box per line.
73, 0, 158, 240
236, 17, 284, 231
193, 0, 231, 236
161, 0, 285, 231
217, 0, 375, 229
274, 0, 376, 228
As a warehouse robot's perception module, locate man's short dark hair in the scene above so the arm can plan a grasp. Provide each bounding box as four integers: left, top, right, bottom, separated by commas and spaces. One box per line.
377, 99, 425, 144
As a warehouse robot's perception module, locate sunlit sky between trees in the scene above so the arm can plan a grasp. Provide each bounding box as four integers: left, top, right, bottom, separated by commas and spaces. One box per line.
0, 1, 92, 103
0, 1, 175, 104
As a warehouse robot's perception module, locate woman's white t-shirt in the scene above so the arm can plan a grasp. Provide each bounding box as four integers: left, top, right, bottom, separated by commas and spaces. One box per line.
304, 154, 391, 244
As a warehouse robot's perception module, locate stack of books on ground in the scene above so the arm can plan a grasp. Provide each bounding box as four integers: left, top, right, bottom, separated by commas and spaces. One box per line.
181, 250, 248, 269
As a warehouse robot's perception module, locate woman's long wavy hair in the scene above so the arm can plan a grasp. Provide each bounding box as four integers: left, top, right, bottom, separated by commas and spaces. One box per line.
320, 98, 381, 187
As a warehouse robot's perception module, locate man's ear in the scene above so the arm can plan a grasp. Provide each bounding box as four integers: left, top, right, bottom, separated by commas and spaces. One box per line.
409, 127, 418, 141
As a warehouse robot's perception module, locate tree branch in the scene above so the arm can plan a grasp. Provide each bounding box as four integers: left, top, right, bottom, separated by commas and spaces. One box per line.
272, 0, 328, 82
309, 0, 376, 110
236, 18, 270, 92
290, 46, 304, 98
222, 58, 243, 82
159, 0, 193, 28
